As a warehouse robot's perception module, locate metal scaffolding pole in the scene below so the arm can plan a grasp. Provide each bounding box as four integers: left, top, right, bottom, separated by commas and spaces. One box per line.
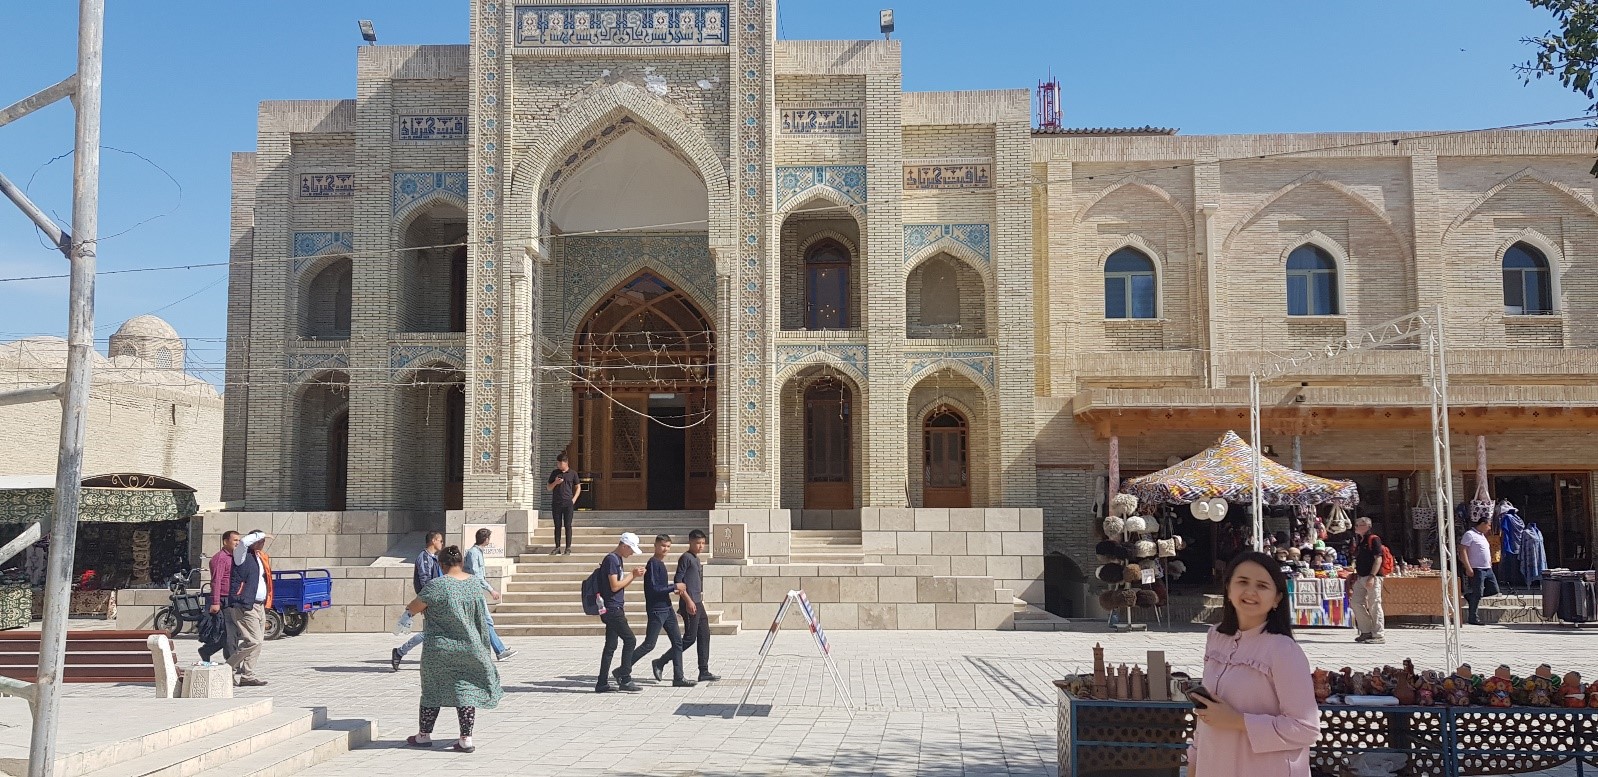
25, 2, 103, 775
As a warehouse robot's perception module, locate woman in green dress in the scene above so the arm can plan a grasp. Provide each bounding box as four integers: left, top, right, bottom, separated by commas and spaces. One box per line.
404, 545, 503, 752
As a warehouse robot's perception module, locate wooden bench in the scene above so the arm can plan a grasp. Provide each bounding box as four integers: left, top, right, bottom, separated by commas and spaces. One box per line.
0, 630, 178, 704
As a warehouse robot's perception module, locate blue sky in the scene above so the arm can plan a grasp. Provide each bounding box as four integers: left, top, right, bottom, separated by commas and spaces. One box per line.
0, 1, 1589, 385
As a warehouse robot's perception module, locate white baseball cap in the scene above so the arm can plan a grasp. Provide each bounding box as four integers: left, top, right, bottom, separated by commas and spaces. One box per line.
619, 532, 642, 554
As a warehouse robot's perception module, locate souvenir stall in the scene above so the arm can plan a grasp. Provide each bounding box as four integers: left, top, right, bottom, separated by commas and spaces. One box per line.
0, 474, 197, 626
1121, 431, 1360, 628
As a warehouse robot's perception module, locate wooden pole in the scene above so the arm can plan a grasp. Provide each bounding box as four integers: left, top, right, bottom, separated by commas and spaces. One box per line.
29, 1, 101, 774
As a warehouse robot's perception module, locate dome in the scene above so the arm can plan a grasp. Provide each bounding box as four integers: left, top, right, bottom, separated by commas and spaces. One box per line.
108, 315, 184, 371
113, 315, 180, 340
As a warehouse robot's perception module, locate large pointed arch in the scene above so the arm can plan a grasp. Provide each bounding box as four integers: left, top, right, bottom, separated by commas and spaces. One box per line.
1444, 167, 1598, 238
510, 81, 732, 253
1223, 172, 1410, 256
1074, 176, 1194, 232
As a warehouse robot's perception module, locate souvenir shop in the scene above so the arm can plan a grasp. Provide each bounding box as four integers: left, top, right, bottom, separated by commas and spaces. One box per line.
0, 474, 198, 628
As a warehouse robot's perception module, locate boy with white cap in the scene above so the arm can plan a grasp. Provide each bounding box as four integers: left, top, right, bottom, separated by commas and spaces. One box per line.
596, 531, 646, 692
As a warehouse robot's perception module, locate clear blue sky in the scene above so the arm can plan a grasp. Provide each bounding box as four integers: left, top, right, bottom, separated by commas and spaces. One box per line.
0, 1, 1588, 384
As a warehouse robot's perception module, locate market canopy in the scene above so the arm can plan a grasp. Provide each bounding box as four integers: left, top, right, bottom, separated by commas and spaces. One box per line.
0, 474, 199, 525
1120, 431, 1359, 507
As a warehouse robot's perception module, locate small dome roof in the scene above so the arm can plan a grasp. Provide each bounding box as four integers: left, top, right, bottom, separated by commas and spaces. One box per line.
113, 315, 179, 340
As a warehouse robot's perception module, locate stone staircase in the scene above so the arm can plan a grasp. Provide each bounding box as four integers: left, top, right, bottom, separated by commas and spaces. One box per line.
20, 697, 374, 777
790, 529, 865, 564
492, 511, 742, 637
1012, 597, 1073, 631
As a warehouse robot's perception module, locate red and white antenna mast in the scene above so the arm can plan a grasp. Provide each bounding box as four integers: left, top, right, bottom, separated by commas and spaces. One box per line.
1037, 75, 1062, 130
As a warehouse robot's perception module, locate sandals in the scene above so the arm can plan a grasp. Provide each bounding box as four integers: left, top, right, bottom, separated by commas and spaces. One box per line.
406, 735, 432, 747
451, 742, 476, 753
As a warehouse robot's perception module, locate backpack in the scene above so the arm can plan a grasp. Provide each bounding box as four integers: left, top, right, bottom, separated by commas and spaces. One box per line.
581, 564, 605, 616
1368, 535, 1395, 576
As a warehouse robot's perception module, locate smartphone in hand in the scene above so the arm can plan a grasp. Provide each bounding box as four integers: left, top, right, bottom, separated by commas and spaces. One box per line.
1186, 686, 1216, 708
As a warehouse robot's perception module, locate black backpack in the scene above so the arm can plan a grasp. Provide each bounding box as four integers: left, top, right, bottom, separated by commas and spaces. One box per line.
581, 564, 605, 616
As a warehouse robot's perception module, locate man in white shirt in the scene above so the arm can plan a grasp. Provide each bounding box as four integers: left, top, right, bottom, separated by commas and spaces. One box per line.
226, 529, 273, 687
1459, 516, 1499, 626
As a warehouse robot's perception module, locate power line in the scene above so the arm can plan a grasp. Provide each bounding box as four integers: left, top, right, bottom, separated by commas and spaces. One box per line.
3, 113, 1591, 285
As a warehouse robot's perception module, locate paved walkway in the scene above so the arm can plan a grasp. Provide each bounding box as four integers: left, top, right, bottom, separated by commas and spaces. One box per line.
61, 621, 1598, 776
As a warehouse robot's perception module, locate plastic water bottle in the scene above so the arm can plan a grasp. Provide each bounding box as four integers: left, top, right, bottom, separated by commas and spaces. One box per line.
394, 611, 414, 636
595, 594, 607, 616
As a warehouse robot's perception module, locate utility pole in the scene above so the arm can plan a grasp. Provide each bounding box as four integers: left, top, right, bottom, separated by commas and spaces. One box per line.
0, 2, 103, 775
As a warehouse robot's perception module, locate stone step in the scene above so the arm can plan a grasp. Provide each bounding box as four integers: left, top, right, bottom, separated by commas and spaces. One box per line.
187, 719, 374, 777
78, 708, 324, 777
496, 621, 740, 637
790, 553, 866, 564
25, 698, 278, 777
493, 611, 726, 625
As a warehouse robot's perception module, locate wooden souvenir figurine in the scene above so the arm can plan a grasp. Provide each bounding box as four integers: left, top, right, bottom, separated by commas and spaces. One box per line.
1394, 672, 1417, 706
1563, 672, 1585, 708
1312, 669, 1332, 704
1482, 665, 1515, 708
1586, 679, 1598, 708
1523, 665, 1556, 707
1442, 665, 1473, 707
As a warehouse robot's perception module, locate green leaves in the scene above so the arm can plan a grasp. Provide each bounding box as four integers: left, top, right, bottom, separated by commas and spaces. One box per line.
1519, 0, 1598, 105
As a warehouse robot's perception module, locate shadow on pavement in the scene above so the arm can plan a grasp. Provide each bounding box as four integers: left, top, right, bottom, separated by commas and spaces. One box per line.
674, 702, 771, 717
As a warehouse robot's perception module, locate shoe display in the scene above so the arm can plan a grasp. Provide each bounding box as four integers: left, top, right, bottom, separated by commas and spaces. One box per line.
391, 648, 402, 672
672, 678, 697, 688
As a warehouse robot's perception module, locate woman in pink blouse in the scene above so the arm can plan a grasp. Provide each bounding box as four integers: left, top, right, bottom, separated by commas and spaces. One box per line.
1188, 551, 1321, 776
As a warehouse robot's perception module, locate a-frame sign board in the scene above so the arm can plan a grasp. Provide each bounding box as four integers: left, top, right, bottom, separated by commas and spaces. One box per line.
734, 589, 855, 718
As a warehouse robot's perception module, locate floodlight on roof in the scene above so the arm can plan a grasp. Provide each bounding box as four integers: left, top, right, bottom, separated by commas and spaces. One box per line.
879, 9, 894, 39
358, 20, 377, 45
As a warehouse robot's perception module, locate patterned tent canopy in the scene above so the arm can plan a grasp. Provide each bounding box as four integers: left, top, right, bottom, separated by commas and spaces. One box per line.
0, 485, 198, 525
1121, 431, 1359, 507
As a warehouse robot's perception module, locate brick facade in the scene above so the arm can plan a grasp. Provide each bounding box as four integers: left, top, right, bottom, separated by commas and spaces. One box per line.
223, 4, 1598, 590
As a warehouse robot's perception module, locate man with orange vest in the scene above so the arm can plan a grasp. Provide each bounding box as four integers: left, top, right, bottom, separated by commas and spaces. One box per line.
227, 529, 274, 687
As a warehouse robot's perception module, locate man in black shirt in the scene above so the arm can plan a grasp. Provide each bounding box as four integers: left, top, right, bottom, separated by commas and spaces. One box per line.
546, 454, 581, 555
629, 534, 695, 687
1350, 516, 1386, 644
675, 529, 719, 682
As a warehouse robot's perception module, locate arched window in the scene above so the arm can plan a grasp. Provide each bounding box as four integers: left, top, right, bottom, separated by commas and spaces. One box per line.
1104, 248, 1156, 319
805, 240, 850, 330
1503, 242, 1553, 315
1286, 245, 1339, 316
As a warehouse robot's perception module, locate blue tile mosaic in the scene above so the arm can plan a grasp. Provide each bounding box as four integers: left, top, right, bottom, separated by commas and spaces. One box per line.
514, 5, 728, 47
775, 165, 867, 209
779, 108, 861, 135
397, 115, 468, 141
903, 224, 992, 265
558, 236, 716, 328
291, 232, 353, 275
907, 350, 996, 388
392, 172, 469, 219
388, 345, 466, 376
285, 351, 349, 382
299, 173, 355, 198
903, 163, 992, 191
775, 344, 869, 379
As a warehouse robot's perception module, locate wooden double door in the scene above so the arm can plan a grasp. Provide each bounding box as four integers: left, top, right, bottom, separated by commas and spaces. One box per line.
571, 272, 716, 511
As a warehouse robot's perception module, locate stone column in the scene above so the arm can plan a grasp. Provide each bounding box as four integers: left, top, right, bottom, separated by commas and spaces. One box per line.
863, 58, 906, 507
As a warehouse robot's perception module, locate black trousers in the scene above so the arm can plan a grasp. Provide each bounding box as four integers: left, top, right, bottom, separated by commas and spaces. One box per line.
597, 609, 636, 685
631, 608, 685, 680
678, 605, 711, 674
551, 501, 575, 549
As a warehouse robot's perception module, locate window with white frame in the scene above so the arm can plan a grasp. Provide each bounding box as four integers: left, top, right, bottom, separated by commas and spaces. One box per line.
1286, 245, 1339, 316
1502, 242, 1554, 315
1104, 248, 1157, 319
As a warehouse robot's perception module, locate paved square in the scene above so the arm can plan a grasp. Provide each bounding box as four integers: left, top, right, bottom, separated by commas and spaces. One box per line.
59, 622, 1598, 775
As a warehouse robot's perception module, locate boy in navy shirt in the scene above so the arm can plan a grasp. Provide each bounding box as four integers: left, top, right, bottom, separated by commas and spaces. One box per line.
596, 532, 645, 692
629, 534, 695, 686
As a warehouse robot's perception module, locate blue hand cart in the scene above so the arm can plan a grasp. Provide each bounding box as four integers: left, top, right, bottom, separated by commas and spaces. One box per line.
268, 568, 332, 639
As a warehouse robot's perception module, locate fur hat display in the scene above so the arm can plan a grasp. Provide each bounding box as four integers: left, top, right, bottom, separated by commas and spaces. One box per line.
1134, 588, 1159, 609
1124, 516, 1148, 534
1133, 539, 1157, 559
1110, 493, 1139, 518
1102, 516, 1125, 538
1173, 535, 1186, 550
1166, 559, 1187, 580
1156, 538, 1177, 558
1097, 563, 1125, 584
1122, 563, 1143, 584
1095, 539, 1129, 559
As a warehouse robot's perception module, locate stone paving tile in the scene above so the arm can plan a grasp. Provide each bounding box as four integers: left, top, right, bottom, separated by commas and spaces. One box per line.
58, 622, 1598, 775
